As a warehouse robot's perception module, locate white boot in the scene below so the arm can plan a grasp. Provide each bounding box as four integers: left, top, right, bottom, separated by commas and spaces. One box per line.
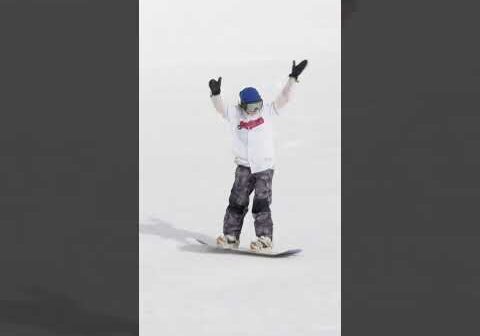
216, 234, 240, 249
250, 236, 273, 252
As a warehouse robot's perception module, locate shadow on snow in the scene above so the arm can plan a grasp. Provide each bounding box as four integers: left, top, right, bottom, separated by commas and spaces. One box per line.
139, 218, 227, 255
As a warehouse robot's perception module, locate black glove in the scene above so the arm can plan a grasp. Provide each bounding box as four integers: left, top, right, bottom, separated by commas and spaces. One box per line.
209, 77, 222, 96
289, 60, 308, 81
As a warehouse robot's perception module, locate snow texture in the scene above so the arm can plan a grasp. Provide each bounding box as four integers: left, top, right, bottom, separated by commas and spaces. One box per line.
140, 0, 340, 335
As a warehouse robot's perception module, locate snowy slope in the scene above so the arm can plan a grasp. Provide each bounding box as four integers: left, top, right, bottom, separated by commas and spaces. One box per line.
140, 1, 340, 335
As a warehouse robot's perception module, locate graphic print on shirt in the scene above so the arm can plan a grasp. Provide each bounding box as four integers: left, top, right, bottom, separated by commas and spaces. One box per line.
237, 117, 265, 130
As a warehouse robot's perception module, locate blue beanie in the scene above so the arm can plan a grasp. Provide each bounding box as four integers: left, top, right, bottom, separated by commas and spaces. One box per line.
239, 87, 262, 104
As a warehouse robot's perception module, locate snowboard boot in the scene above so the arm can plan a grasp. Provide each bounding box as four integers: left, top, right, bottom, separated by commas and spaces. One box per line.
250, 236, 273, 252
216, 234, 240, 249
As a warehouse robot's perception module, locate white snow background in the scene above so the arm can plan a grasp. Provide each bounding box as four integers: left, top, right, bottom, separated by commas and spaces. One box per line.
140, 0, 340, 335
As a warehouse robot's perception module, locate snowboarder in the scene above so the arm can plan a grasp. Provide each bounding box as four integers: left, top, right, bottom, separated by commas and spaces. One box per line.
208, 59, 308, 251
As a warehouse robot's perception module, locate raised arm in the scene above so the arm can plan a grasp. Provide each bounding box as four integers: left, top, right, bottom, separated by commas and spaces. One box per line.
208, 77, 228, 118
211, 94, 227, 117
273, 77, 296, 110
273, 60, 308, 111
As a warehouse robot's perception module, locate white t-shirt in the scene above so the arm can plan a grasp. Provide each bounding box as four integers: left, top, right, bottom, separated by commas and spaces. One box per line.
211, 78, 296, 173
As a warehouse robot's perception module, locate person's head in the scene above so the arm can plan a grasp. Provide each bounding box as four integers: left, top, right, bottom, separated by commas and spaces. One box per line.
239, 87, 263, 114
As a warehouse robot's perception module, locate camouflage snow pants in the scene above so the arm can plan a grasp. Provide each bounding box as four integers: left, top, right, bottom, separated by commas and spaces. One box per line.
223, 165, 274, 240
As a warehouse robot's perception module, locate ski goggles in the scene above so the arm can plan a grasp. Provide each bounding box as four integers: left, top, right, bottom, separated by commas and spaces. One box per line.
240, 100, 263, 113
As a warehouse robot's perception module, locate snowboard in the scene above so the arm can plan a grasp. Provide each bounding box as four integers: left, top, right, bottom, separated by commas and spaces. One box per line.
195, 237, 302, 257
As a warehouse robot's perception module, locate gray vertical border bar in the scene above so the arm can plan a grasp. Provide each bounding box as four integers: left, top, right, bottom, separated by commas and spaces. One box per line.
0, 1, 139, 335
342, 1, 480, 335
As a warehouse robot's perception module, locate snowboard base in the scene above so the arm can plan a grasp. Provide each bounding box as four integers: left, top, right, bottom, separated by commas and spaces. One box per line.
195, 238, 302, 257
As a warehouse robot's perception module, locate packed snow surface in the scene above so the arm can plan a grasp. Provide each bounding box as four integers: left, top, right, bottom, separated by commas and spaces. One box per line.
140, 0, 339, 335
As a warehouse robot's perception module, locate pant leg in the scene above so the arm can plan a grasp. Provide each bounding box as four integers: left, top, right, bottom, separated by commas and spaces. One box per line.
252, 169, 274, 239
223, 165, 255, 239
